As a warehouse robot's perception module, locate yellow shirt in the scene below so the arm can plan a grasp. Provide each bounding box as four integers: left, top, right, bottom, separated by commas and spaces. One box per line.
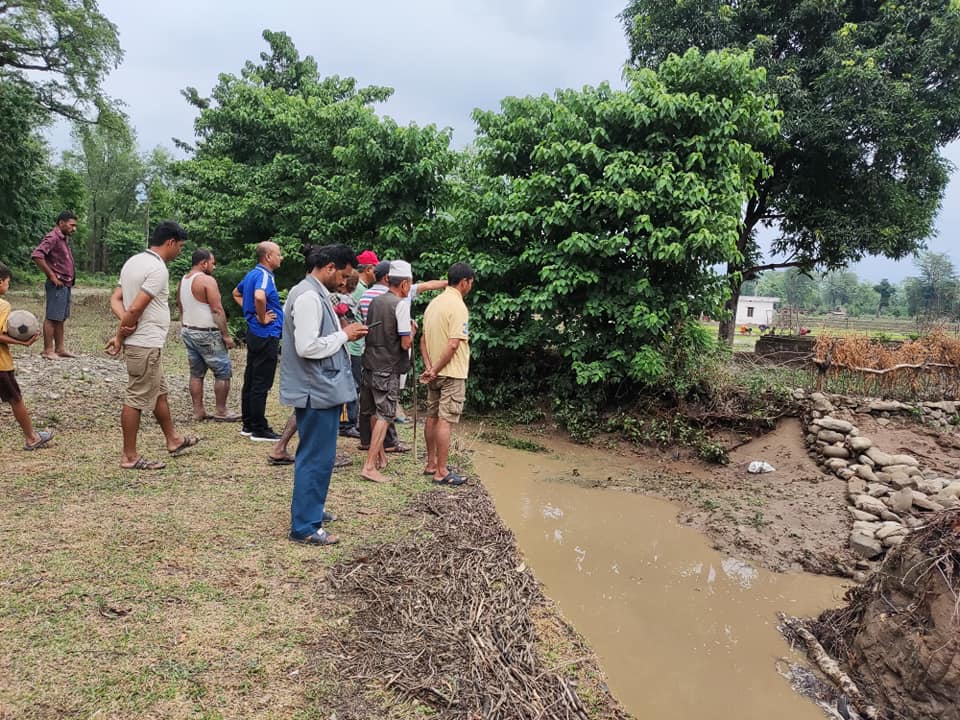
423, 287, 470, 379
0, 299, 14, 372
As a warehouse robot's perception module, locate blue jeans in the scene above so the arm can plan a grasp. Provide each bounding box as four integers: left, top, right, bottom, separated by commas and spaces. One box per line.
290, 405, 340, 539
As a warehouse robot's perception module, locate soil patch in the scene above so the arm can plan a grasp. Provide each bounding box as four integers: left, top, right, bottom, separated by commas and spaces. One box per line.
852, 413, 960, 478
811, 508, 960, 720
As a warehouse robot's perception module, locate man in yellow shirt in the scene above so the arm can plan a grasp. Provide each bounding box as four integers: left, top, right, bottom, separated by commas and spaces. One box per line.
419, 262, 475, 485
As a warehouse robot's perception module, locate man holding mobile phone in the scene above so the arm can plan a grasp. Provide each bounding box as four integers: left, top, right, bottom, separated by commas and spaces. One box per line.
358, 260, 416, 483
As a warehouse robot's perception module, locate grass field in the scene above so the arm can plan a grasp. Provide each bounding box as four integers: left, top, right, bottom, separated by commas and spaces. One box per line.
704, 313, 960, 353
0, 288, 617, 719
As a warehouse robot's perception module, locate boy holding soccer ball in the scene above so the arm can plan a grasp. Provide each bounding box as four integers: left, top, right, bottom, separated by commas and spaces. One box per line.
0, 262, 53, 450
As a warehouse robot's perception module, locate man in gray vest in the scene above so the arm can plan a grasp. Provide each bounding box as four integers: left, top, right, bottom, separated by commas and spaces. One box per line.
359, 260, 415, 483
280, 244, 367, 545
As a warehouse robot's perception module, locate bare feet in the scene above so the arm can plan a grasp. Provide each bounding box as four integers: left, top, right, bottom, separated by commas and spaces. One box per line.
56, 349, 77, 358
360, 467, 390, 483
40, 352, 58, 360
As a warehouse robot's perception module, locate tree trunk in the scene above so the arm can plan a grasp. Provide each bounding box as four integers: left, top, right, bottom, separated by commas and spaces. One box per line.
718, 267, 741, 346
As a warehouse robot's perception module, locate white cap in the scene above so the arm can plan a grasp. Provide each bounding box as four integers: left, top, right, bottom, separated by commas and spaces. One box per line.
389, 260, 413, 279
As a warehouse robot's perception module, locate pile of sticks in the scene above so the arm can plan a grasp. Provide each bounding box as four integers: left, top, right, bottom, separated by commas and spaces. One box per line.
328, 485, 626, 719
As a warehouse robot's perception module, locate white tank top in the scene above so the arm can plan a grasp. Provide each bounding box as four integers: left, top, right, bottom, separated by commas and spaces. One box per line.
180, 274, 216, 328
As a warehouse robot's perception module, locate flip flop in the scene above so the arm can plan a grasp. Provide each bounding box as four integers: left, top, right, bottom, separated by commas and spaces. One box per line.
384, 443, 411, 454
433, 471, 466, 486
267, 455, 295, 466
121, 456, 166, 471
168, 435, 200, 456
24, 430, 54, 451
209, 413, 241, 423
289, 529, 339, 546
322, 510, 337, 523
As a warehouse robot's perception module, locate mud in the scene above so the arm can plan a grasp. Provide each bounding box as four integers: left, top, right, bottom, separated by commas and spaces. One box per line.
471, 418, 853, 574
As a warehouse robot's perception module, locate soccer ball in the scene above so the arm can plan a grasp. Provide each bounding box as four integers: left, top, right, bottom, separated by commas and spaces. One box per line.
7, 310, 40, 341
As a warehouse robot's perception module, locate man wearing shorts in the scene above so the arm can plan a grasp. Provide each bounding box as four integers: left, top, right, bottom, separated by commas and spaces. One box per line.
359, 260, 416, 483
31, 211, 78, 359
176, 249, 239, 422
106, 221, 199, 471
419, 262, 475, 486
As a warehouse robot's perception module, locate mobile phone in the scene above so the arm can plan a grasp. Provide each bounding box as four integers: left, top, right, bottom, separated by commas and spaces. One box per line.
366, 321, 382, 329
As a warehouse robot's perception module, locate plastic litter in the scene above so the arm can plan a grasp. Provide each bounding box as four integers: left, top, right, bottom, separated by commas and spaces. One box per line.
747, 461, 775, 474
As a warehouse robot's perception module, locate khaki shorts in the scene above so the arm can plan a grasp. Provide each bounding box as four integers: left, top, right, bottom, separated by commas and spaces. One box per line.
123, 345, 168, 411
426, 376, 466, 423
360, 370, 400, 423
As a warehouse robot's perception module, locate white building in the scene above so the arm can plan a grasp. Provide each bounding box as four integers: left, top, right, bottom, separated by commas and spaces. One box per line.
736, 295, 779, 326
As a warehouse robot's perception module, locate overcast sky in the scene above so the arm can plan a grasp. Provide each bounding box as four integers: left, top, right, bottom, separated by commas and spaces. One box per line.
49, 0, 957, 283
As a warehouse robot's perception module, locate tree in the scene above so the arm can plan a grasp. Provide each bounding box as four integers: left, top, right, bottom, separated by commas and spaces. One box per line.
821, 270, 858, 310
621, 0, 960, 343
176, 30, 454, 286
758, 268, 818, 309
873, 278, 896, 316
906, 251, 960, 318
65, 116, 145, 272
447, 49, 778, 402
0, 0, 122, 122
0, 79, 54, 260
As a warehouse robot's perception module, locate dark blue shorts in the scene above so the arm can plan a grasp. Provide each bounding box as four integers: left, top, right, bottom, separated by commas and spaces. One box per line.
44, 280, 71, 322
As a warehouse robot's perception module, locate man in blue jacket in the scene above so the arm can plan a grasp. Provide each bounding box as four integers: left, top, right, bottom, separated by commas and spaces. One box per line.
280, 244, 367, 545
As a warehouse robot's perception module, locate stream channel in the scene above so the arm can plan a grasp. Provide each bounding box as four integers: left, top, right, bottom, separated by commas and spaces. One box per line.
473, 434, 848, 720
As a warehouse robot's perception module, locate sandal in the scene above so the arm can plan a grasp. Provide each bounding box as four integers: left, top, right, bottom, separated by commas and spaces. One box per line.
322, 510, 337, 523
209, 413, 241, 423
121, 456, 166, 471
289, 528, 339, 546
384, 443, 411, 454
267, 455, 295, 466
169, 435, 200, 456
433, 471, 466, 486
24, 430, 54, 451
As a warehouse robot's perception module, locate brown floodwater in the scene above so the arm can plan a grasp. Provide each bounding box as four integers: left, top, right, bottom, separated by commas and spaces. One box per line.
473, 437, 848, 720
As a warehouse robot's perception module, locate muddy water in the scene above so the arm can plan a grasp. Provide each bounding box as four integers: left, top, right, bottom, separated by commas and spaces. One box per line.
474, 439, 847, 720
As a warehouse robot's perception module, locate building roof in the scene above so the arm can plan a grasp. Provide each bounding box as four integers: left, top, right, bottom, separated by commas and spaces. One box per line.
738, 296, 780, 303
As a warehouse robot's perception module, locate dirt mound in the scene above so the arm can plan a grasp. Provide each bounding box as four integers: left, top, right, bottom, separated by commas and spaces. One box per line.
325, 485, 628, 720
814, 508, 960, 720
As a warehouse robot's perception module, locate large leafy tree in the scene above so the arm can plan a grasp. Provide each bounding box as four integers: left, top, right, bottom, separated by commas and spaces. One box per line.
0, 0, 121, 121
433, 49, 779, 404
176, 30, 454, 286
621, 0, 960, 342
0, 1, 122, 261
0, 80, 53, 260
904, 251, 960, 318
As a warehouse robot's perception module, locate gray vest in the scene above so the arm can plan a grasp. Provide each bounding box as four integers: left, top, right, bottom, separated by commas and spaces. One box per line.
279, 274, 356, 410
362, 291, 410, 374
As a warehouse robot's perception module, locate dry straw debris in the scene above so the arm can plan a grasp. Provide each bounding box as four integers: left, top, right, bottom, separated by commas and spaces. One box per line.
813, 333, 960, 399
326, 485, 629, 720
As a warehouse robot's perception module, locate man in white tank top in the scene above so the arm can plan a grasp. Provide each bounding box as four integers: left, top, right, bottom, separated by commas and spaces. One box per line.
176, 249, 239, 421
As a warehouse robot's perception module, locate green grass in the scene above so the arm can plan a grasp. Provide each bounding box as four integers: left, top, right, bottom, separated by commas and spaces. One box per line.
0, 289, 620, 719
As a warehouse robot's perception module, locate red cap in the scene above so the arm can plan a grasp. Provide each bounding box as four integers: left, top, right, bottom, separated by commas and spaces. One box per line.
356, 250, 379, 265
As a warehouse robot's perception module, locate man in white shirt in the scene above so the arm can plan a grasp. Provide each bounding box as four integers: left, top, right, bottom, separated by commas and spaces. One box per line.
106, 221, 199, 470
280, 244, 367, 545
